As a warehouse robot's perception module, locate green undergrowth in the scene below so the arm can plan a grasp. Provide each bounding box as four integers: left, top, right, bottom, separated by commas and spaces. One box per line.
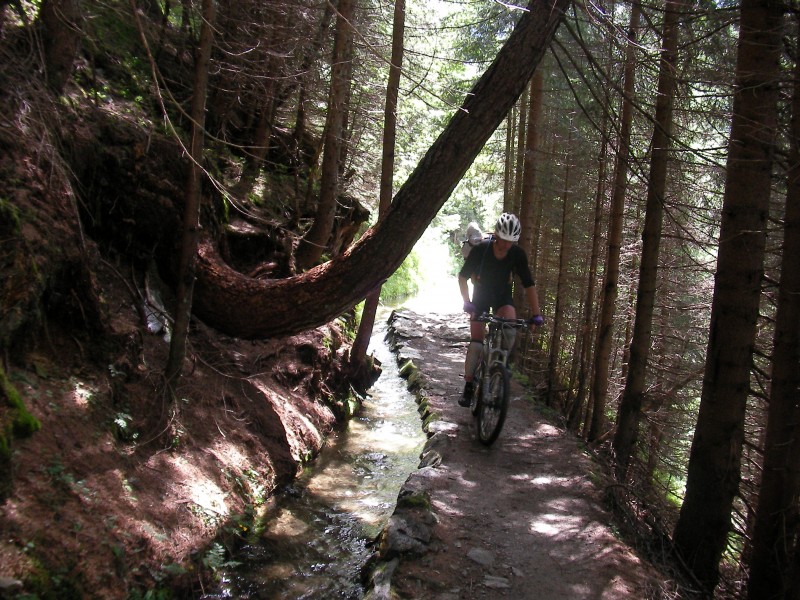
1, 364, 41, 499
380, 250, 420, 304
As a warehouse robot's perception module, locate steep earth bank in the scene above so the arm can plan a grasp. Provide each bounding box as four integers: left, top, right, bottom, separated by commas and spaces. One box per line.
0, 60, 373, 598
0, 254, 361, 598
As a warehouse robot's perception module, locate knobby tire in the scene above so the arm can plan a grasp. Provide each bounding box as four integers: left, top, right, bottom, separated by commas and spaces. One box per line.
476, 364, 510, 446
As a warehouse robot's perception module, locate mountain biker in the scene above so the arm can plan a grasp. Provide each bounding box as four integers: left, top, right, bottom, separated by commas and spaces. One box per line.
458, 212, 543, 406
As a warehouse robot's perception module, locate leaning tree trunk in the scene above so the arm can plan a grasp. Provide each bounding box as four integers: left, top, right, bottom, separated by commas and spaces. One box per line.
192, 0, 571, 339
672, 0, 783, 592
295, 0, 355, 270
587, 1, 641, 442
746, 14, 800, 597
613, 0, 682, 479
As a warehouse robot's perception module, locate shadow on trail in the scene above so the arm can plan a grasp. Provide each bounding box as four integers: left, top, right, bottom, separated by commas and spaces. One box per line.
385, 308, 663, 599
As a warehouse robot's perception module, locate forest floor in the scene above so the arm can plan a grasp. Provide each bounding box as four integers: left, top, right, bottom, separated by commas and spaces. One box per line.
372, 307, 686, 600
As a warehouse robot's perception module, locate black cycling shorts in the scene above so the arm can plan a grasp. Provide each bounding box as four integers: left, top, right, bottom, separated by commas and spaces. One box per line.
472, 285, 514, 315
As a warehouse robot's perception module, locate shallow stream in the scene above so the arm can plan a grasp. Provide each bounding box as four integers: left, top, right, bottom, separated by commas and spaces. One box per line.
211, 314, 425, 599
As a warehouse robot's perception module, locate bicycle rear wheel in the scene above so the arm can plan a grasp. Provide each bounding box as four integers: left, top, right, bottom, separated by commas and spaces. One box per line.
476, 364, 510, 446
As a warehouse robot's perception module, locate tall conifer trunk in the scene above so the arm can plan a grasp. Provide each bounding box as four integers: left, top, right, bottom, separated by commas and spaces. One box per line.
512, 88, 528, 215
613, 0, 682, 478
165, 0, 216, 387
672, 0, 783, 591
746, 12, 800, 597
296, 0, 355, 270
349, 0, 405, 375
588, 1, 641, 442
573, 117, 609, 435
516, 71, 543, 317
548, 127, 572, 406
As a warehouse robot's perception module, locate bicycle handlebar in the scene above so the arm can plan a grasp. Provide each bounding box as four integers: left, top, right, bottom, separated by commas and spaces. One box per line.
472, 313, 533, 327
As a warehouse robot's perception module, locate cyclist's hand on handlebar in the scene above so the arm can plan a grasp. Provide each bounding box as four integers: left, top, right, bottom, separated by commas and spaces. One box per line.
463, 301, 477, 315
528, 314, 544, 328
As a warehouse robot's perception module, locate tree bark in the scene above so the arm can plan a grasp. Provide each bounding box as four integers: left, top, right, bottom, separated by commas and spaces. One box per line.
588, 1, 641, 442
746, 13, 800, 597
504, 108, 516, 208
516, 70, 543, 316
349, 0, 405, 374
39, 0, 82, 93
672, 0, 783, 591
548, 127, 572, 407
572, 115, 609, 435
513, 87, 529, 214
295, 0, 356, 270
164, 0, 216, 386
613, 0, 682, 479
192, 0, 570, 339
230, 12, 284, 201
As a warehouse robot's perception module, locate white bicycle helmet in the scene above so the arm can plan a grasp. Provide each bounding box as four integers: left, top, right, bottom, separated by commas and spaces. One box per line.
495, 212, 521, 242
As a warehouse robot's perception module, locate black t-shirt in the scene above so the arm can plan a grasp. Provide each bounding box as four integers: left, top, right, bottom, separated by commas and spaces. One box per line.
459, 240, 535, 310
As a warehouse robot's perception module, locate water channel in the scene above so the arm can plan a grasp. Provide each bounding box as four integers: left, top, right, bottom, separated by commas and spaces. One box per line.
210, 312, 426, 599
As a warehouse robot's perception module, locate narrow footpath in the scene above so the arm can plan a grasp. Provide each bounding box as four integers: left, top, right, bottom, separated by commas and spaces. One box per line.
364, 308, 672, 600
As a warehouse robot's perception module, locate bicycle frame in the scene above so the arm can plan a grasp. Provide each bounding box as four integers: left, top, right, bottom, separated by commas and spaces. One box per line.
470, 313, 529, 445
474, 313, 528, 372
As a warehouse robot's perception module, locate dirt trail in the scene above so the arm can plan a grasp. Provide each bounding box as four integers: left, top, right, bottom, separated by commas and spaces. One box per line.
366, 308, 670, 600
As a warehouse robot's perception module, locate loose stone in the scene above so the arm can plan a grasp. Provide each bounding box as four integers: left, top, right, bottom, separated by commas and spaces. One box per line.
467, 547, 495, 566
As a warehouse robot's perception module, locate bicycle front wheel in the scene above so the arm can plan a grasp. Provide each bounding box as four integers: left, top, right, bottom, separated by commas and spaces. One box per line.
470, 364, 483, 416
476, 364, 510, 446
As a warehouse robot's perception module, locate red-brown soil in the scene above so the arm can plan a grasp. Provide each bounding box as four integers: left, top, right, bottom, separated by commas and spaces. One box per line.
0, 256, 355, 598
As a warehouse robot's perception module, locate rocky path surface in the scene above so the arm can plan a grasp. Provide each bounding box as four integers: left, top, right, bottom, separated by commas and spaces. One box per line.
364, 309, 670, 600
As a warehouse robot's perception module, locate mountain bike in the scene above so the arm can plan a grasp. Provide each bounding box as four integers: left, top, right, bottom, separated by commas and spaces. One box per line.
468, 313, 532, 446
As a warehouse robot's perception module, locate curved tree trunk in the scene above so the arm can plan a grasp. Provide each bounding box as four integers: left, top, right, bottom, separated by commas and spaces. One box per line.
192, 0, 570, 340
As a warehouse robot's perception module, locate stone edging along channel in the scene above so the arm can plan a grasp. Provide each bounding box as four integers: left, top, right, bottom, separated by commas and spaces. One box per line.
361, 310, 454, 600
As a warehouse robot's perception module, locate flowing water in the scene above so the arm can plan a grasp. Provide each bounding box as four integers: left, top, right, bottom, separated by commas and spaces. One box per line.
210, 314, 426, 599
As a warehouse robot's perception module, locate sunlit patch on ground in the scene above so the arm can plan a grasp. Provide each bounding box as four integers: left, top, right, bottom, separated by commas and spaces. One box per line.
529, 510, 587, 537
530, 518, 561, 535
160, 456, 230, 522
69, 379, 97, 408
